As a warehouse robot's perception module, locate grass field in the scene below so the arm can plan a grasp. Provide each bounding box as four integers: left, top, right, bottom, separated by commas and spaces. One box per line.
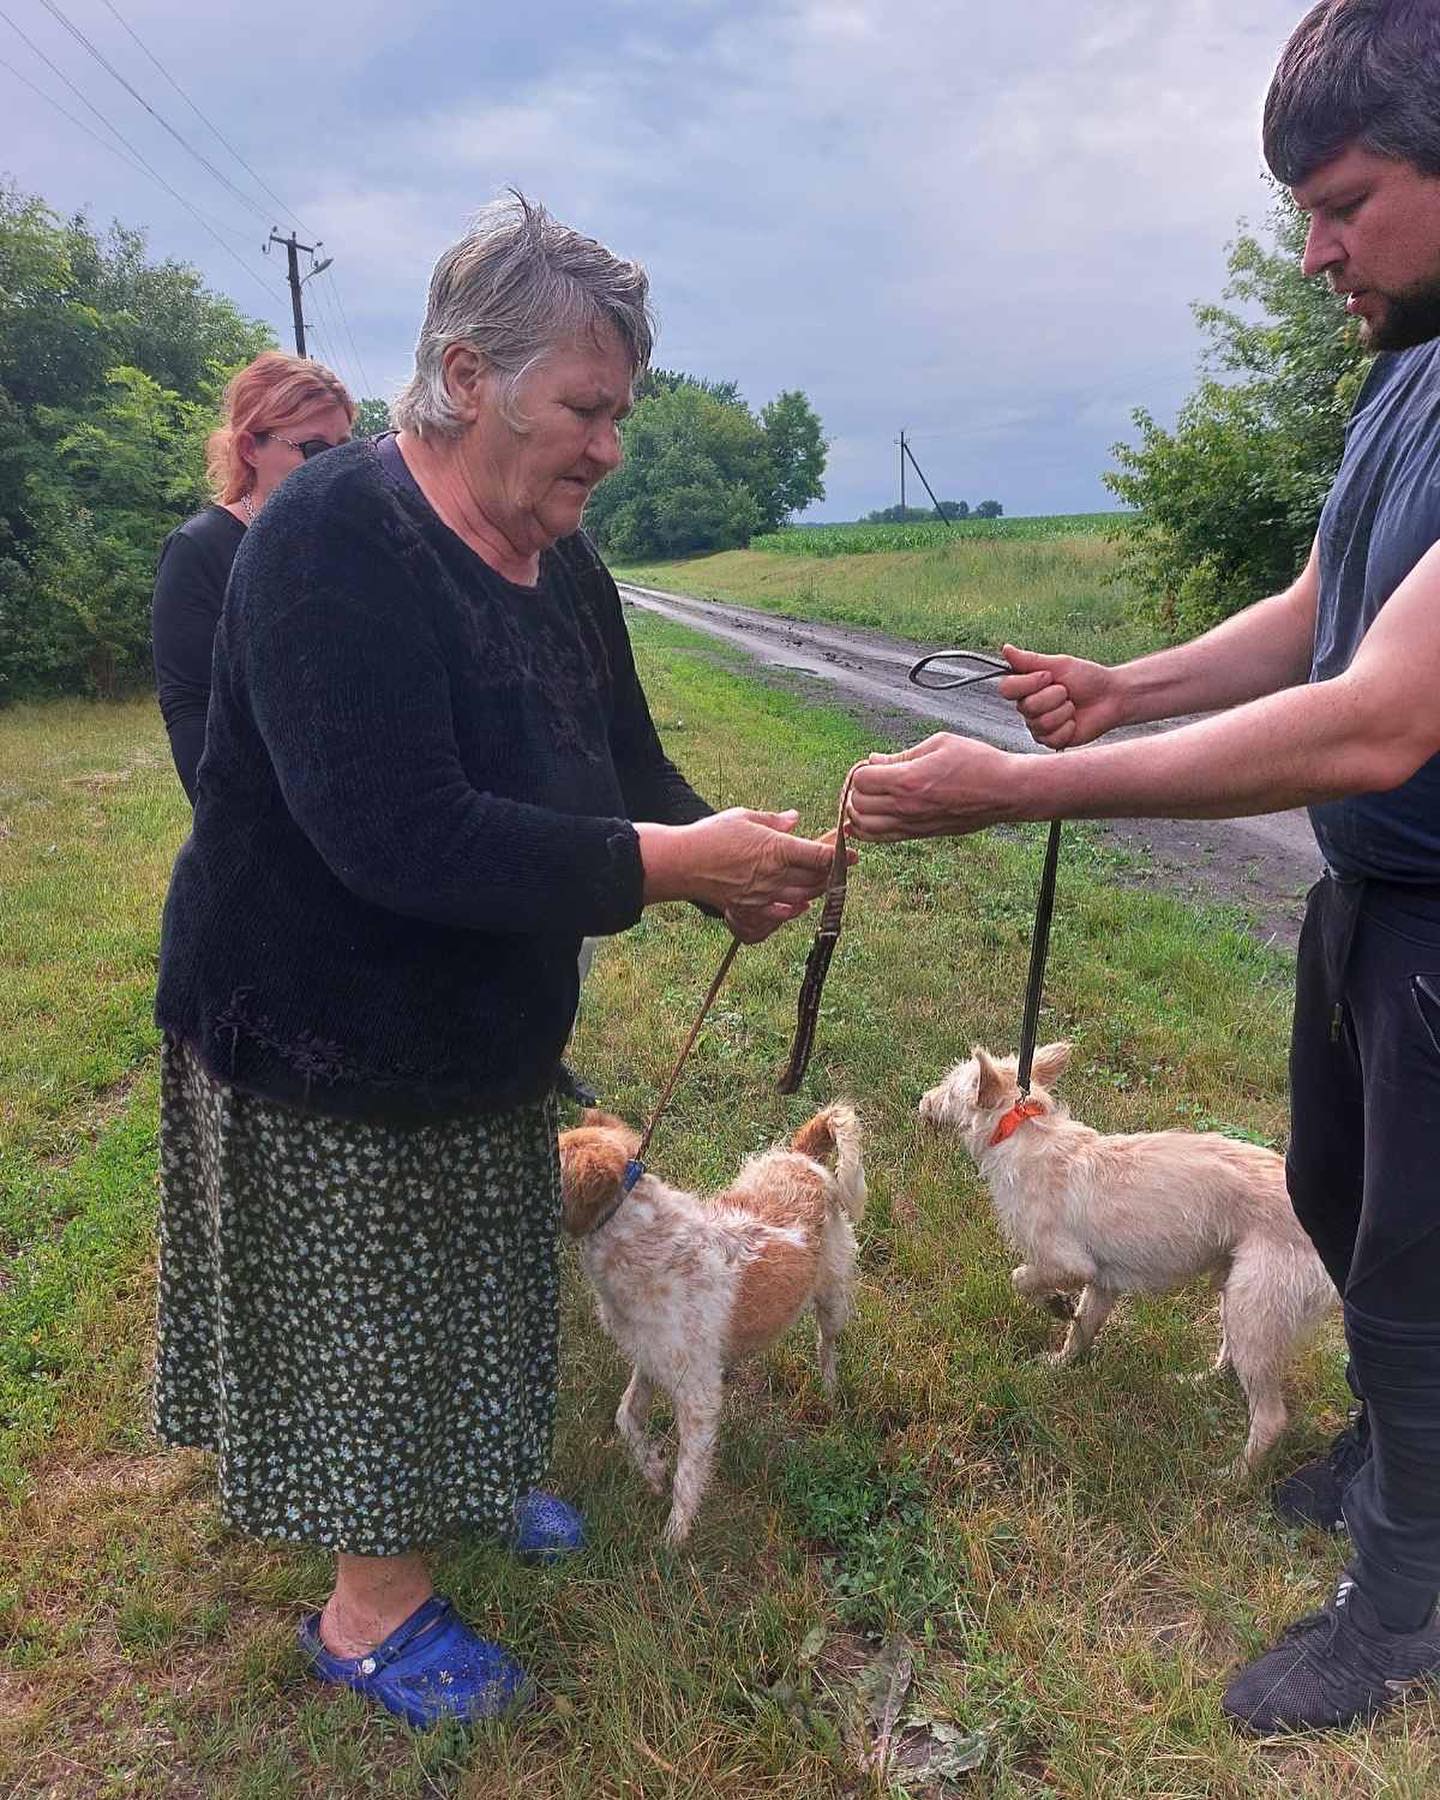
618, 523, 1166, 668
0, 614, 1434, 1796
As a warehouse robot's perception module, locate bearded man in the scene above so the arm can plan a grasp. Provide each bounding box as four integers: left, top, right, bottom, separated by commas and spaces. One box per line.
849, 0, 1440, 1736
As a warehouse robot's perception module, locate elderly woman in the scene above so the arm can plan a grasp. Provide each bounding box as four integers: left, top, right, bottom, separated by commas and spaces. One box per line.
151, 350, 353, 800
152, 195, 833, 1728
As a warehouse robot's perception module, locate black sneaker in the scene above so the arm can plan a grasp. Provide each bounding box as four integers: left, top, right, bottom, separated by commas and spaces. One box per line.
1221, 1575, 1440, 1734
1272, 1405, 1369, 1531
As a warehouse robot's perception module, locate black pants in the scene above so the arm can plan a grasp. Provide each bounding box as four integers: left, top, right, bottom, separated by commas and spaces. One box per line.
1287, 874, 1440, 1630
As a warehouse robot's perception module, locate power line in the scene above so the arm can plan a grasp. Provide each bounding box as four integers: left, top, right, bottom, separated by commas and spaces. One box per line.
1, 49, 148, 183
0, 6, 285, 311
324, 274, 376, 396
67, 0, 370, 390
0, 54, 261, 252
36, 0, 275, 227
94, 0, 316, 240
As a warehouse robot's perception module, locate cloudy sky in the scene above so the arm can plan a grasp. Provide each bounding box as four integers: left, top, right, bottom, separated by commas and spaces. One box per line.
7, 0, 1309, 519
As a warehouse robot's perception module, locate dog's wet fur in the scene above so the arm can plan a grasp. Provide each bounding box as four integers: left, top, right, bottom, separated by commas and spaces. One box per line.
558, 1105, 866, 1544
920, 1043, 1337, 1472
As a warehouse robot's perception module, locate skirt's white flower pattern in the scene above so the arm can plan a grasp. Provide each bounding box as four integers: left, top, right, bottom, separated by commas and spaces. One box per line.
154, 1037, 559, 1555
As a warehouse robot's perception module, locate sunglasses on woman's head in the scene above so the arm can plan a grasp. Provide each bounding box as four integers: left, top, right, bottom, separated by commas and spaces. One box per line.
258, 432, 347, 460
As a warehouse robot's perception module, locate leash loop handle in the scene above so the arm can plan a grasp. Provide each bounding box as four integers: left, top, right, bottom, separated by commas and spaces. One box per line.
907, 648, 1011, 691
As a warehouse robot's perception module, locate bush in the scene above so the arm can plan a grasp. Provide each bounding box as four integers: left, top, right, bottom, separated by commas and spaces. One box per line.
1106, 192, 1366, 634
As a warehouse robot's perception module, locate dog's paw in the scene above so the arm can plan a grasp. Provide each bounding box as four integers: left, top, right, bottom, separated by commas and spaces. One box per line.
641, 1453, 670, 1495
660, 1513, 693, 1548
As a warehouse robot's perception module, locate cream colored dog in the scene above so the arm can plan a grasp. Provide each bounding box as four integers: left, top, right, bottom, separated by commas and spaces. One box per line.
919, 1043, 1337, 1471
558, 1105, 866, 1544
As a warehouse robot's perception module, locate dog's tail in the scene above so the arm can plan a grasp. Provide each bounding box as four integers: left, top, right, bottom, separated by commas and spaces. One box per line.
791, 1103, 867, 1224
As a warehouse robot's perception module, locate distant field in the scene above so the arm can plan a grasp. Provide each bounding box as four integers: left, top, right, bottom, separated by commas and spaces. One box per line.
619, 516, 1167, 666
751, 513, 1123, 557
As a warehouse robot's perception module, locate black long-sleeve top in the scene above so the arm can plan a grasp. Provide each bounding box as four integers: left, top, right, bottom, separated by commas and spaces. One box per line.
151, 505, 247, 801
155, 436, 710, 1123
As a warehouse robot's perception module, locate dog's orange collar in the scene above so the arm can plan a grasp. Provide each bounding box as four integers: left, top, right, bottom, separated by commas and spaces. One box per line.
989, 1098, 1045, 1147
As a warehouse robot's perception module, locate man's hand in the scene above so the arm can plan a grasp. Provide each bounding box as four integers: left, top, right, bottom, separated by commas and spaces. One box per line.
847, 733, 1025, 841
998, 644, 1127, 748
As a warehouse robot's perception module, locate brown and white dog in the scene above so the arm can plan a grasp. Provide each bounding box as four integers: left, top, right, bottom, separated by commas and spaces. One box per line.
558, 1105, 867, 1544
919, 1042, 1338, 1472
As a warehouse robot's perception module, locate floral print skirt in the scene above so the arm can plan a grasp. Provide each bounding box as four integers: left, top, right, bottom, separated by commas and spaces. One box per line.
154, 1036, 560, 1556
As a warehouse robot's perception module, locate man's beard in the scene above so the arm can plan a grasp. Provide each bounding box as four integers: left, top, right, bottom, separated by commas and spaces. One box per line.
1362, 276, 1440, 352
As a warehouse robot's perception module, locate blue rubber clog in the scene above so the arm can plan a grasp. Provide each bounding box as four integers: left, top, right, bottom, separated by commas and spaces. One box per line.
299, 1594, 531, 1728
511, 1488, 586, 1561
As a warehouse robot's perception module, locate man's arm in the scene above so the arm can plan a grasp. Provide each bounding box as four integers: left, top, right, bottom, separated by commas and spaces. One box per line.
1000, 540, 1321, 748
848, 539, 1440, 839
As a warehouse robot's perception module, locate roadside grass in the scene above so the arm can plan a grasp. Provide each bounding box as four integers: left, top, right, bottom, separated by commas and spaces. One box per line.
0, 619, 1434, 1795
616, 533, 1168, 666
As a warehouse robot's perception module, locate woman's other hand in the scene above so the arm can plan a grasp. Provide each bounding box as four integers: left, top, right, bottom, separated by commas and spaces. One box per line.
997, 644, 1125, 748
637, 808, 837, 923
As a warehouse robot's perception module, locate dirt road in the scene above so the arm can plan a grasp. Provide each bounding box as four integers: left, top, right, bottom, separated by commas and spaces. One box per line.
620, 581, 1322, 950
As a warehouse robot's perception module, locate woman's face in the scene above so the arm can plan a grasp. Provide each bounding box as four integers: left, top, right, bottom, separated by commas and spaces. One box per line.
462, 325, 632, 552
242, 399, 353, 502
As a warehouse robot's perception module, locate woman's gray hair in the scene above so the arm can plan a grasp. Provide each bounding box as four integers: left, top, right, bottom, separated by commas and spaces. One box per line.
393, 192, 654, 438
1264, 0, 1440, 187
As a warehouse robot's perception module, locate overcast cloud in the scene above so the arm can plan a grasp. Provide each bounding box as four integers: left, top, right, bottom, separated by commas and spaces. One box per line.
6, 0, 1307, 518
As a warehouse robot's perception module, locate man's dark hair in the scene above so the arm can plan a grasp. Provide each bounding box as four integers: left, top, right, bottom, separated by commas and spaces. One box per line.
1264, 0, 1440, 185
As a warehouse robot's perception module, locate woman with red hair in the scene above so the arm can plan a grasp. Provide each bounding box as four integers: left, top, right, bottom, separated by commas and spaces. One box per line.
152, 350, 353, 799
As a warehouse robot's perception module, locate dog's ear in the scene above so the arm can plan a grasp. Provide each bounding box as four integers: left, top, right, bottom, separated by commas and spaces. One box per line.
1030, 1041, 1073, 1087
557, 1130, 631, 1236
582, 1108, 629, 1130
973, 1046, 1010, 1110
791, 1111, 836, 1163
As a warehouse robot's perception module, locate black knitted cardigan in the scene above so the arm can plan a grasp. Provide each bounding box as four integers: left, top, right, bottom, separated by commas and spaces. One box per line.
155, 437, 709, 1122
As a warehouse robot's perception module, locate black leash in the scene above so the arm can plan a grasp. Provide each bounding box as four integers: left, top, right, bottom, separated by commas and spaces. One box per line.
907, 649, 1062, 1097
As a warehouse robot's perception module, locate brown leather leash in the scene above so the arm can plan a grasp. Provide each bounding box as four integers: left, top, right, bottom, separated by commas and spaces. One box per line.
777, 762, 862, 1094
620, 932, 742, 1194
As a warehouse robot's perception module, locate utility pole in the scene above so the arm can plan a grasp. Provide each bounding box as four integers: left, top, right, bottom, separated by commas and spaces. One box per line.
901, 437, 954, 527
899, 428, 907, 512
267, 230, 333, 357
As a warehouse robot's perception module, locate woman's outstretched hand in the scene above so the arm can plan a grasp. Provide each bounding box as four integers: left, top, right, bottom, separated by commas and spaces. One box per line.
637, 808, 846, 943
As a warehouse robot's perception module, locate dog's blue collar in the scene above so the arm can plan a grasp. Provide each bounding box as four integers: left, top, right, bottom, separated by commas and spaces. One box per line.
583, 1157, 646, 1240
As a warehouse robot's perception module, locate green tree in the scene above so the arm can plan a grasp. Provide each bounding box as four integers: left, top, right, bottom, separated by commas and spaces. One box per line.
0, 183, 270, 700
973, 499, 1003, 519
759, 389, 826, 522
354, 396, 392, 439
588, 382, 765, 558
588, 373, 827, 558
1105, 192, 1366, 635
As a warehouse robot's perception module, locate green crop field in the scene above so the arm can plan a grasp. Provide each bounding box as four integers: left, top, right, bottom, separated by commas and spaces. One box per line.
619, 516, 1165, 666
751, 515, 1124, 557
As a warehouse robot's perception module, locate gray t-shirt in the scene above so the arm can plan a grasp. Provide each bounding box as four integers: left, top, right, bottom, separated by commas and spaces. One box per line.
1309, 336, 1440, 880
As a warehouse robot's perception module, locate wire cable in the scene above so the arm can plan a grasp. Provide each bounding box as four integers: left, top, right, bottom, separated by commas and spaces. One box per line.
93, 0, 317, 239
1, 6, 285, 312
324, 274, 376, 396
36, 0, 275, 227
